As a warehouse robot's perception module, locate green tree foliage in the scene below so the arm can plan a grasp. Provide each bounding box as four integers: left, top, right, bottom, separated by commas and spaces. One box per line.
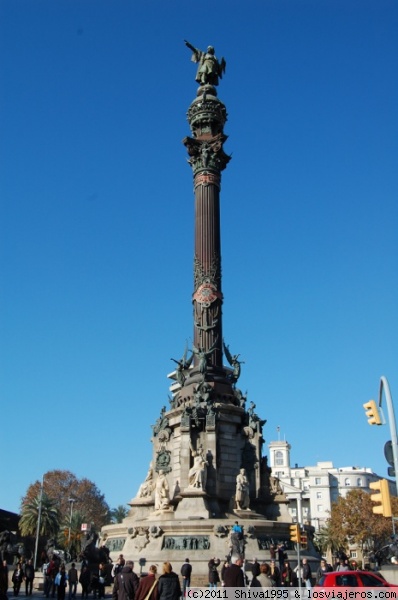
58, 510, 86, 554
19, 493, 60, 537
21, 470, 110, 533
327, 489, 397, 556
110, 505, 128, 524
314, 522, 339, 557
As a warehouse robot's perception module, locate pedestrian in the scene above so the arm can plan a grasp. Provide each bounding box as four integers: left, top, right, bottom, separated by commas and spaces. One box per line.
68, 563, 78, 600
336, 559, 349, 572
112, 560, 139, 600
180, 559, 192, 597
316, 560, 331, 584
55, 566, 68, 600
12, 564, 23, 596
111, 557, 125, 580
269, 560, 280, 586
222, 556, 245, 588
302, 559, 312, 588
251, 559, 260, 581
135, 565, 159, 600
280, 561, 294, 587
207, 559, 220, 589
24, 560, 35, 596
157, 562, 181, 600
220, 562, 229, 587
277, 544, 286, 572
79, 567, 91, 600
0, 561, 9, 600
269, 546, 276, 561
250, 563, 274, 588
97, 563, 107, 599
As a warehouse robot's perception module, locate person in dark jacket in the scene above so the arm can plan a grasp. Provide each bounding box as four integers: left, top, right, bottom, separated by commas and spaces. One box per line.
24, 560, 35, 596
208, 559, 220, 588
157, 563, 181, 600
222, 556, 245, 588
79, 567, 91, 600
135, 565, 159, 600
0, 561, 9, 600
280, 561, 295, 587
180, 559, 192, 597
12, 564, 24, 596
112, 561, 139, 600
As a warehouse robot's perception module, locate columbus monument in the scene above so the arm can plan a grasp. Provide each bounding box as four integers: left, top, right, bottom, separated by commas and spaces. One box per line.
100, 42, 312, 578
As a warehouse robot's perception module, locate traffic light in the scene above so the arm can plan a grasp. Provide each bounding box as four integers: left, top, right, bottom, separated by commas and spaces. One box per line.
300, 534, 308, 549
289, 524, 300, 543
369, 479, 392, 517
363, 400, 382, 426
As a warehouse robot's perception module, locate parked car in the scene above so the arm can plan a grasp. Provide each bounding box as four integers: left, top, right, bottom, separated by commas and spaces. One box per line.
316, 570, 398, 587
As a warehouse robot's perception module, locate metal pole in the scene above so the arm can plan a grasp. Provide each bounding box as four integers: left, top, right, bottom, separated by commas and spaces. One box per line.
33, 475, 44, 570
379, 377, 398, 493
297, 537, 302, 591
68, 499, 75, 550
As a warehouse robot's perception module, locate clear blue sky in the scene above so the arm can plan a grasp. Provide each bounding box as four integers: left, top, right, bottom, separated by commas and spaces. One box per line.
1, 0, 397, 515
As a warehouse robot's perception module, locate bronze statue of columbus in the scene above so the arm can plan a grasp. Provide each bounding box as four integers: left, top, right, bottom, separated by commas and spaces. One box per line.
184, 40, 226, 86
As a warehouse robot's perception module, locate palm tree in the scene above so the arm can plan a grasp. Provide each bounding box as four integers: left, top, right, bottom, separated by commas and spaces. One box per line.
58, 509, 86, 557
19, 493, 60, 537
110, 505, 128, 524
314, 522, 339, 560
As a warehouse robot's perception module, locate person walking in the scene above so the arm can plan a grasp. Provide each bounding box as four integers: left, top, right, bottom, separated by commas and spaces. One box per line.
250, 559, 260, 584
250, 563, 274, 588
24, 560, 35, 596
222, 556, 245, 588
269, 560, 280, 586
112, 561, 139, 600
55, 566, 68, 600
316, 559, 332, 584
0, 560, 9, 600
220, 562, 229, 587
180, 559, 192, 597
68, 563, 78, 600
135, 565, 159, 600
280, 561, 294, 587
79, 567, 91, 600
157, 563, 181, 600
12, 564, 23, 596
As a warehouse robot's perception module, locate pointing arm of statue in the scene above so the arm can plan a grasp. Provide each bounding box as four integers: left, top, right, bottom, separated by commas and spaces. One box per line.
184, 39, 197, 54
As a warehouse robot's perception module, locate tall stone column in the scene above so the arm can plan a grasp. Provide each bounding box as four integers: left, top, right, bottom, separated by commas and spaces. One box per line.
183, 84, 230, 375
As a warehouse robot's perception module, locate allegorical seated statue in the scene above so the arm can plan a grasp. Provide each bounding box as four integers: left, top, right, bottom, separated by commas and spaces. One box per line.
154, 470, 170, 511
137, 462, 154, 499
188, 444, 207, 490
184, 40, 226, 87
235, 468, 250, 510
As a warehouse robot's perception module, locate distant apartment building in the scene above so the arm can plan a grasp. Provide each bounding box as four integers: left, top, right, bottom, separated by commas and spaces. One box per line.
268, 439, 395, 530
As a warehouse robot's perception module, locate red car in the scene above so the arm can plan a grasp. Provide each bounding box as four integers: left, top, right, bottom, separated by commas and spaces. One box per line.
316, 570, 398, 587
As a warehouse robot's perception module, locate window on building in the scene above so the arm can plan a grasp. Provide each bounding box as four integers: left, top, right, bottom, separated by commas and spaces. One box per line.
303, 482, 309, 491
275, 451, 284, 466
295, 471, 300, 477
316, 492, 322, 499
350, 551, 357, 559
275, 471, 283, 478
315, 477, 321, 485
345, 478, 351, 486
317, 505, 323, 512
357, 478, 362, 486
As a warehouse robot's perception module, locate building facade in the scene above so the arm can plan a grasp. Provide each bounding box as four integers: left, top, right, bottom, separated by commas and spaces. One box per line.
269, 439, 395, 530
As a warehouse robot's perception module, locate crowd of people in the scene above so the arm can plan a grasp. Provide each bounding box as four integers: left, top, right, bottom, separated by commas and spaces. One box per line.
0, 549, 342, 600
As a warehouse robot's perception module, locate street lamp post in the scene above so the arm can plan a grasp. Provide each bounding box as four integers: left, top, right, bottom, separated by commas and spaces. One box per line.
68, 498, 76, 551
33, 475, 44, 571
